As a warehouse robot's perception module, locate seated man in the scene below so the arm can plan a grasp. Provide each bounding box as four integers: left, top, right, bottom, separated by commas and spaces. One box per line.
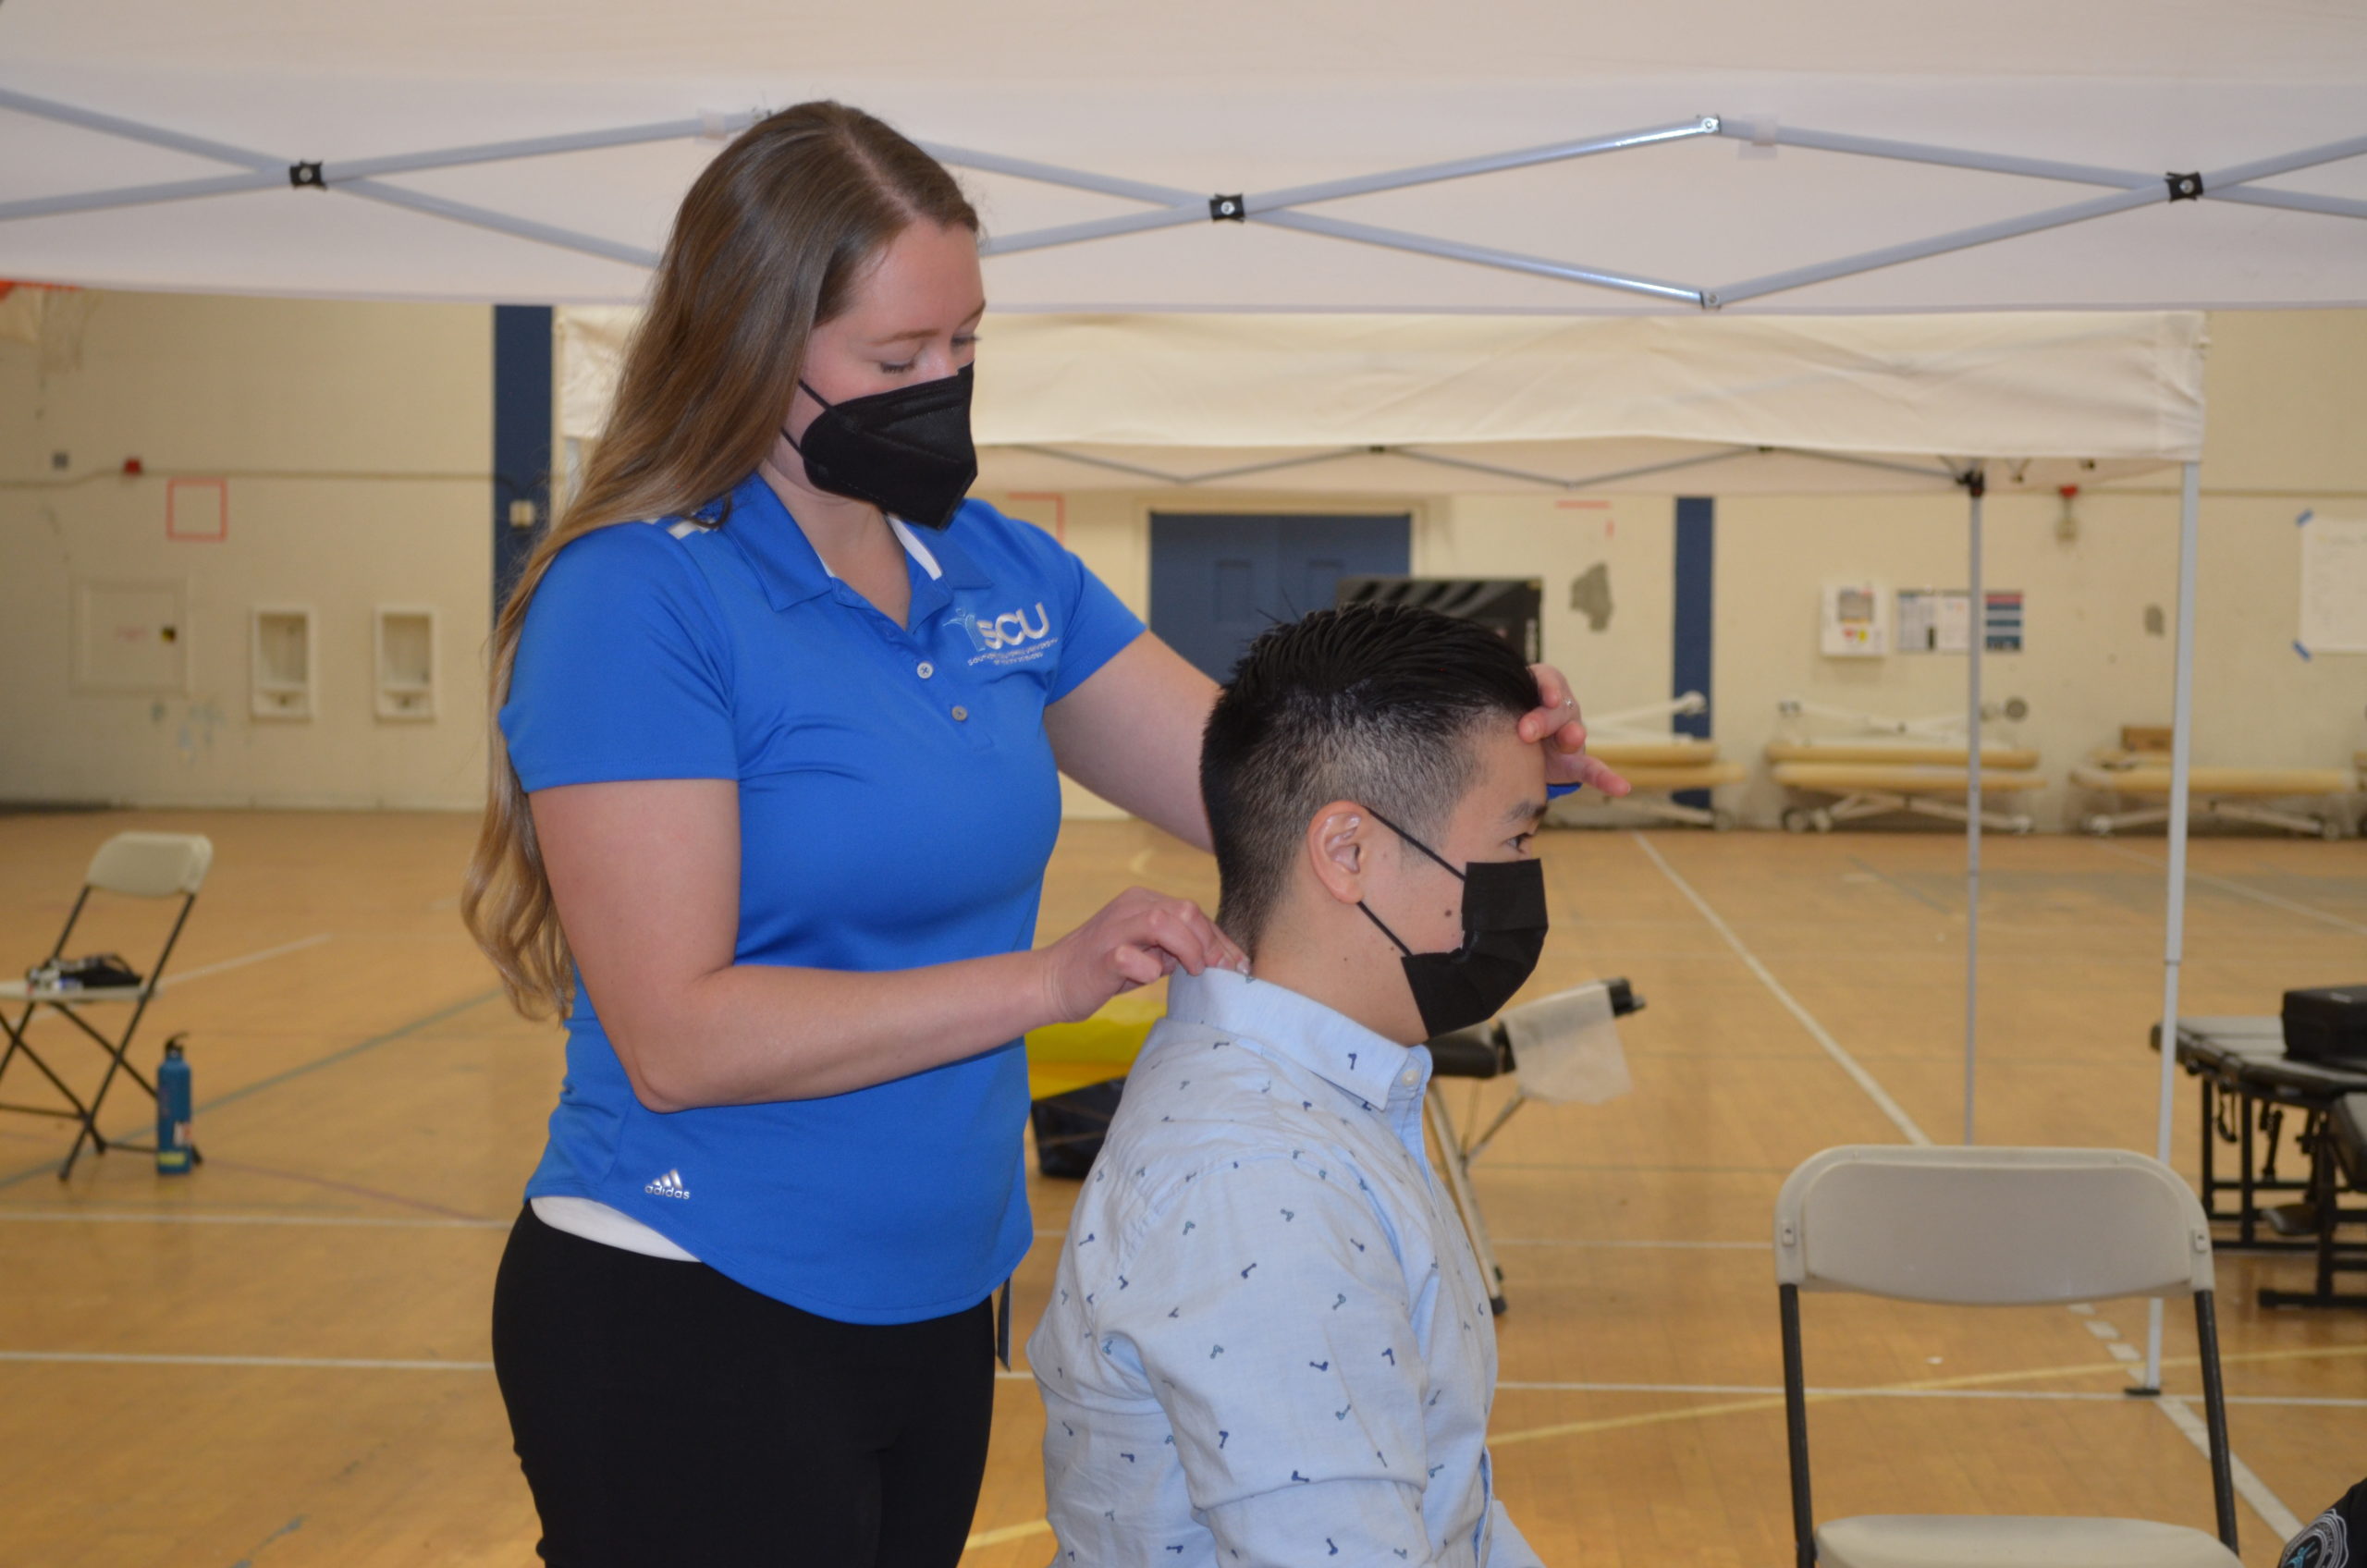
1030, 603, 1552, 1568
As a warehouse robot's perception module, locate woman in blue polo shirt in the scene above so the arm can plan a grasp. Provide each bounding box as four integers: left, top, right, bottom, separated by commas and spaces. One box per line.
465, 102, 1618, 1568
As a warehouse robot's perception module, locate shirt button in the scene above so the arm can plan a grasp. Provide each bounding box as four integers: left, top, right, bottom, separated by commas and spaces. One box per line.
916, 661, 934, 680
951, 705, 970, 722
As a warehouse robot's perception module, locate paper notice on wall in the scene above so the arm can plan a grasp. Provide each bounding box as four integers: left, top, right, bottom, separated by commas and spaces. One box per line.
2300, 515, 2367, 654
1897, 589, 1970, 653
1983, 591, 2025, 653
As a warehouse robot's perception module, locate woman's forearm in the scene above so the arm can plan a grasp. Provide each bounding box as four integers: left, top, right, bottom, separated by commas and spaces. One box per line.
613, 948, 1058, 1110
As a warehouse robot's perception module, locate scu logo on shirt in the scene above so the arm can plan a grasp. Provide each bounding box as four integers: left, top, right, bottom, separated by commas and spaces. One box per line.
955, 602, 1060, 667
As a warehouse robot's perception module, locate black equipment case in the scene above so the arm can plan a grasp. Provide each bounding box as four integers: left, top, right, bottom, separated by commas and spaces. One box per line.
2282, 985, 2367, 1066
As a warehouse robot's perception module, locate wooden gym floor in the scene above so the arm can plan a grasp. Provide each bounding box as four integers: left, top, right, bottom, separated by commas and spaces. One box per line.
0, 808, 2360, 1567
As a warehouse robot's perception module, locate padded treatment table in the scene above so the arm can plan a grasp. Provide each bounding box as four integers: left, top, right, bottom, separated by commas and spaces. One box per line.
1568, 739, 1746, 830
2154, 1016, 2367, 1309
1590, 738, 1721, 768
2073, 755, 2361, 839
1765, 740, 2042, 770
1768, 756, 2047, 834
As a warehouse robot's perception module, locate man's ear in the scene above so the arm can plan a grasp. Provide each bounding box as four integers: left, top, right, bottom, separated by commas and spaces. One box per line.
1304, 802, 1372, 906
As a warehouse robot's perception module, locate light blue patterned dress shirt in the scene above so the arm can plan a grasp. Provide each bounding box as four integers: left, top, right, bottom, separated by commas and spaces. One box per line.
1029, 968, 1546, 1568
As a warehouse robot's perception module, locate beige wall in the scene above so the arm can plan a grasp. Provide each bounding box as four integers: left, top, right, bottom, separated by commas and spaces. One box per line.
998, 308, 2367, 831
0, 290, 493, 809
6, 299, 2358, 827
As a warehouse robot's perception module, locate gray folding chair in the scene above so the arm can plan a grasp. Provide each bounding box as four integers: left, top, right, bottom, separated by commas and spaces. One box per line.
1774, 1145, 2241, 1568
0, 832, 213, 1178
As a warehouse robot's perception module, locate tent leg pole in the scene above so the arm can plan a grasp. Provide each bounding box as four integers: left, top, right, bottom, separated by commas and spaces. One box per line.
1964, 473, 1985, 1146
2143, 459, 2202, 1392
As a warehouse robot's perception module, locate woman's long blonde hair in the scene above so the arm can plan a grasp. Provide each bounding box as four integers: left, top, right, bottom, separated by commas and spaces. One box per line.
462, 103, 979, 1018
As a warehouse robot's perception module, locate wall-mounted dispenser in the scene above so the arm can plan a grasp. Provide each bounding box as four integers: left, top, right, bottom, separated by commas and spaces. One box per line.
374, 606, 437, 720
250, 606, 314, 719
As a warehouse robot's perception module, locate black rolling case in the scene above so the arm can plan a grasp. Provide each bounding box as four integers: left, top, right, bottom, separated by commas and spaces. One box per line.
2282, 985, 2367, 1067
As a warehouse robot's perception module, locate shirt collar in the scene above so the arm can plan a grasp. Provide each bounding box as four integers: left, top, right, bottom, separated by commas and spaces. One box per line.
711, 474, 992, 613
1164, 968, 1423, 1109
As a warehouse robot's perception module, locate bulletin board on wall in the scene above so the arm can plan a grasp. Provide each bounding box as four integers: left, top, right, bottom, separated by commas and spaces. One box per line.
2299, 512, 2367, 656
1895, 589, 2024, 654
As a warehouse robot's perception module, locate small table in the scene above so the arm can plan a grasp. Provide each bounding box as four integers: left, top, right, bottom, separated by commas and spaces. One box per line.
2156, 1016, 2367, 1308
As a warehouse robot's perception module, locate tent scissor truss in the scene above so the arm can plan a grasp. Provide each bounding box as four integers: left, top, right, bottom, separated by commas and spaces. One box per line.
4, 86, 2361, 309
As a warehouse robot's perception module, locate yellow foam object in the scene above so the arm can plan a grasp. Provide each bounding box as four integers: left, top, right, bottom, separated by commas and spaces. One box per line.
1024, 986, 1163, 1100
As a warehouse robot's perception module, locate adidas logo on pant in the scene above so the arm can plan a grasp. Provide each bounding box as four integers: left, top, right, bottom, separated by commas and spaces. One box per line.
644, 1169, 691, 1200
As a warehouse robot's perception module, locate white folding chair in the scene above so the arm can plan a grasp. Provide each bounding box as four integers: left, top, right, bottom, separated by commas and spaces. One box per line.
1774, 1145, 2241, 1568
0, 832, 214, 1178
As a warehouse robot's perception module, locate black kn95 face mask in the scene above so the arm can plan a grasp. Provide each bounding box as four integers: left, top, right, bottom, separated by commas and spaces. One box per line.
1354, 808, 1549, 1040
784, 364, 977, 529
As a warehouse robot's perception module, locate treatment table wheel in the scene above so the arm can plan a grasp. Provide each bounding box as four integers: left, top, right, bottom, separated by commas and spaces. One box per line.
1809, 808, 1835, 834
1781, 807, 1811, 834
1711, 808, 1736, 832
2323, 815, 2348, 841
2083, 815, 2116, 838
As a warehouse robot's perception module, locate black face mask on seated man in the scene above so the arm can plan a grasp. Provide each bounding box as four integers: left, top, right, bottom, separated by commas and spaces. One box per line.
1354, 807, 1549, 1039
784, 364, 977, 529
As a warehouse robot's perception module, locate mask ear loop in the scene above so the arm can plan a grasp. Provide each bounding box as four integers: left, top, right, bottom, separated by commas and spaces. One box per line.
1355, 900, 1415, 957
1355, 807, 1464, 958
780, 382, 833, 455
1363, 808, 1466, 881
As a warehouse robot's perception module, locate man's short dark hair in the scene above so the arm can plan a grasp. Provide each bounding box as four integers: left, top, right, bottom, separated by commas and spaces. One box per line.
1200, 603, 1541, 950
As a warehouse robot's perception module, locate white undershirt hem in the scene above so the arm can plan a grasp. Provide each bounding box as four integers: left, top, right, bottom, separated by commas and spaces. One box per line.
530, 1195, 701, 1262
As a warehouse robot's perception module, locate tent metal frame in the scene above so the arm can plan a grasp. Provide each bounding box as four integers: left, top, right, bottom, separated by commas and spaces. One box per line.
1003, 440, 1959, 493
0, 82, 2249, 1381
3, 89, 2361, 306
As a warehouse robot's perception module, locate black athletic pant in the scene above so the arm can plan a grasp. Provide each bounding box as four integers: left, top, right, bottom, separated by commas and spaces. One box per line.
493, 1206, 996, 1568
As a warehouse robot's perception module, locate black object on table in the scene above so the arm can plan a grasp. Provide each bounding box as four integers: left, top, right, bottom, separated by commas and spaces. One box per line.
2155, 1016, 2367, 1309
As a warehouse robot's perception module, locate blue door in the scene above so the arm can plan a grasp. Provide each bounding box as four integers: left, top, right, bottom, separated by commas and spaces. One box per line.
1148, 513, 1412, 683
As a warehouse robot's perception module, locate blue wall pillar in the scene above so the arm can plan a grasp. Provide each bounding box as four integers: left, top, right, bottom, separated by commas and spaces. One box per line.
1672, 496, 1715, 806
492, 305, 554, 616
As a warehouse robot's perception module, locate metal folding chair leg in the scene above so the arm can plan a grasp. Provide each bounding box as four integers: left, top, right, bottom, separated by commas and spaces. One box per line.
0, 1001, 103, 1155
1426, 1084, 1508, 1315
0, 833, 211, 1179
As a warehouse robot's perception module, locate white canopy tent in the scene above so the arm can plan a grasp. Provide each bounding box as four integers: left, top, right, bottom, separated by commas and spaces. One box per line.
6, 0, 2361, 1388
0, 2, 2362, 311
558, 309, 2205, 497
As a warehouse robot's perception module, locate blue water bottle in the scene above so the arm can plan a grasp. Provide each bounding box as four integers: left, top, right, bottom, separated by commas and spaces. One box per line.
155, 1035, 194, 1175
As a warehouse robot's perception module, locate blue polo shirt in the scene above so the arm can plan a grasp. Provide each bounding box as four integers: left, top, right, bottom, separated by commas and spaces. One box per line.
499, 473, 1145, 1324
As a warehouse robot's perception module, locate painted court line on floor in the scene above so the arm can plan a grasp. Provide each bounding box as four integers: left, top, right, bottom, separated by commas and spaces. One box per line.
159, 933, 334, 990
0, 1350, 493, 1372
0, 1207, 507, 1230
1625, 832, 2312, 1535
1492, 1237, 1765, 1250
0, 986, 503, 1190
2094, 841, 2367, 938
1626, 832, 1932, 1145
1495, 1379, 2367, 1410
2157, 1392, 2306, 1539
965, 1357, 2343, 1555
